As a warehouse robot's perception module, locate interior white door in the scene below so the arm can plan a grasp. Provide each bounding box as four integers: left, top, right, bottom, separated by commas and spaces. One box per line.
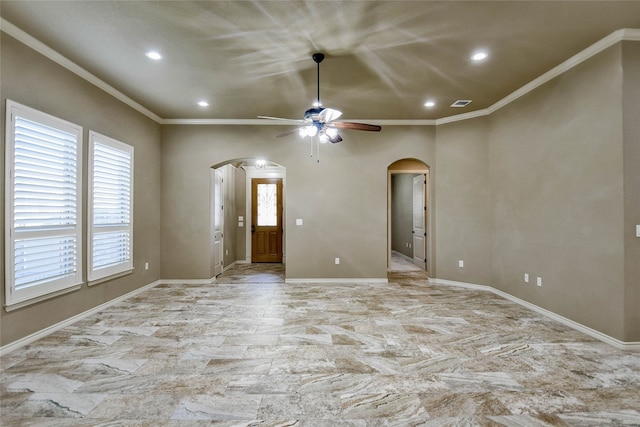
412, 174, 426, 269
212, 168, 224, 277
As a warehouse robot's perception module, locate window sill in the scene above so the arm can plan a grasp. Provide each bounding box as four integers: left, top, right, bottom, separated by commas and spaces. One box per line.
88, 268, 134, 287
4, 284, 82, 312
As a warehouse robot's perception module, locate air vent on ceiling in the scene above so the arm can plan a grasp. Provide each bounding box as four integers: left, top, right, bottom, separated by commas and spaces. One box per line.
451, 100, 472, 108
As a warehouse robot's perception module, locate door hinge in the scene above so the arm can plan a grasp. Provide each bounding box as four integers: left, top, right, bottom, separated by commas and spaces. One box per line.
424, 232, 427, 236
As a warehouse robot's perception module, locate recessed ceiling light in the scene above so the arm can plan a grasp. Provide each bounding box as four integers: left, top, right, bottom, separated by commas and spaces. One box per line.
197, 101, 209, 107
471, 51, 488, 61
145, 51, 163, 60
424, 100, 436, 108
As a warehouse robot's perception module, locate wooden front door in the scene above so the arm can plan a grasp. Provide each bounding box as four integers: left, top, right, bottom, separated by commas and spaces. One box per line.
251, 178, 283, 263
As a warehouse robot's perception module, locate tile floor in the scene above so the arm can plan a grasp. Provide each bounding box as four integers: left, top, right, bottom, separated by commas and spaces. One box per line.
1, 264, 639, 426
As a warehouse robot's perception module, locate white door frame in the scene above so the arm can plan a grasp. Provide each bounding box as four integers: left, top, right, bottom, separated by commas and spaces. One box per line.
210, 167, 224, 278
412, 174, 427, 269
387, 167, 430, 272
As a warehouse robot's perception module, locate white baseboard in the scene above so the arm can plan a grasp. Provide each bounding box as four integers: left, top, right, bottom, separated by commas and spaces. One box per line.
161, 279, 215, 285
431, 278, 640, 352
0, 280, 162, 357
286, 278, 389, 284
223, 261, 238, 272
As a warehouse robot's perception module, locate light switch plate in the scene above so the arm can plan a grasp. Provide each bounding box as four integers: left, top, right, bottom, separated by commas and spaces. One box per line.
296, 219, 303, 226
636, 224, 640, 237
458, 260, 464, 268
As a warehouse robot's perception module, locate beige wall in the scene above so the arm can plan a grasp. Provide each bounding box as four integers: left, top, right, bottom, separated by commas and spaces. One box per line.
433, 43, 638, 342
489, 45, 626, 340
235, 166, 247, 261
161, 125, 436, 280
0, 34, 162, 346
435, 117, 492, 285
222, 165, 238, 269
622, 42, 640, 341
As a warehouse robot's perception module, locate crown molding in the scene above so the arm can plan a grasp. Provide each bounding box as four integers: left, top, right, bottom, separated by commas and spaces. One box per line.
160, 118, 437, 125
2, 18, 638, 127
435, 28, 640, 126
486, 28, 640, 117
1, 18, 163, 123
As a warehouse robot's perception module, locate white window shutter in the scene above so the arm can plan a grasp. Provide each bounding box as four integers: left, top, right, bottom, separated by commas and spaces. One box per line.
5, 101, 83, 306
88, 132, 134, 281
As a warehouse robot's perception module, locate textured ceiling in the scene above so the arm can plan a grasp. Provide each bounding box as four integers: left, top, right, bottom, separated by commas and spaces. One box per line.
1, 1, 640, 121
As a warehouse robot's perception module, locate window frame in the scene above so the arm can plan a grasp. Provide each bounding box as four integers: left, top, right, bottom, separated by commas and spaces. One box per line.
87, 131, 134, 283
4, 100, 83, 308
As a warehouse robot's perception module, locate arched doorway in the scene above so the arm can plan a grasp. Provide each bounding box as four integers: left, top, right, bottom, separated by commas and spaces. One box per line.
210, 158, 286, 278
388, 159, 431, 275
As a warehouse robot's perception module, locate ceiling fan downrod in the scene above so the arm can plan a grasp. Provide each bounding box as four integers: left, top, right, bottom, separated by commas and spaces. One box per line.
312, 53, 324, 106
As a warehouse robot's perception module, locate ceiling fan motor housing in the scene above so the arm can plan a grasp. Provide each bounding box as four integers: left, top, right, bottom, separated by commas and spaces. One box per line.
304, 107, 325, 121
304, 107, 326, 134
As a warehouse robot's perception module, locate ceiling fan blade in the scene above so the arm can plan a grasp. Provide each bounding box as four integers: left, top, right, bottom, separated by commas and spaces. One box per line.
275, 128, 302, 138
333, 122, 382, 132
258, 115, 305, 123
328, 133, 343, 143
318, 108, 342, 122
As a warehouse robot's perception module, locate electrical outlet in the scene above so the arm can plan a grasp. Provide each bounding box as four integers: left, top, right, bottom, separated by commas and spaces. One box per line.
458, 260, 464, 268
335, 257, 340, 265
636, 224, 640, 237
524, 273, 529, 283
536, 276, 542, 287
145, 262, 149, 270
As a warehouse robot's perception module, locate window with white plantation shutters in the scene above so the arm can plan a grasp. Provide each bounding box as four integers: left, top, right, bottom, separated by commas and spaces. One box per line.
5, 101, 83, 307
88, 131, 133, 282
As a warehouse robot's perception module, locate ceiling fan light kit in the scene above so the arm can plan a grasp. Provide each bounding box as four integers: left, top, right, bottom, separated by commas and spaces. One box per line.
259, 52, 381, 162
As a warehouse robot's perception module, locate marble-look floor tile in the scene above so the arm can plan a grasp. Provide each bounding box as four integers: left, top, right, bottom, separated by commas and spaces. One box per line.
2, 263, 639, 425
340, 393, 428, 419
11, 392, 106, 418
87, 393, 180, 419
171, 394, 262, 420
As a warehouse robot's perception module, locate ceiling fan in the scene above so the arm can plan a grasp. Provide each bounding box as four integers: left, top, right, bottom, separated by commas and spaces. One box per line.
258, 53, 382, 146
